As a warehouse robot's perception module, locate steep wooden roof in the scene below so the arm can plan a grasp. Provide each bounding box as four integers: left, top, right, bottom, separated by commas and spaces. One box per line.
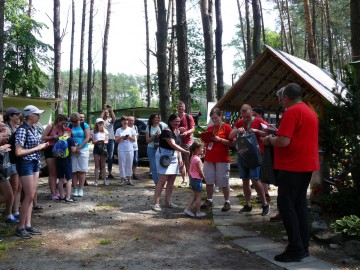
215, 45, 345, 113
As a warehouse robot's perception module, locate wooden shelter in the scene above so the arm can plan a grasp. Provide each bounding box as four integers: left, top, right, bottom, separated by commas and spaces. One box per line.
215, 45, 345, 122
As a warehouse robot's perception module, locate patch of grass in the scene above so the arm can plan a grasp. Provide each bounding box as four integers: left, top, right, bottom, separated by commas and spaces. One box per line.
0, 242, 8, 252
222, 235, 239, 241
99, 239, 112, 245
96, 202, 118, 210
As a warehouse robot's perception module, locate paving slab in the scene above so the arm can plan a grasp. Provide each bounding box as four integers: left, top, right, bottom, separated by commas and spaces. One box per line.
216, 225, 258, 237
232, 236, 285, 252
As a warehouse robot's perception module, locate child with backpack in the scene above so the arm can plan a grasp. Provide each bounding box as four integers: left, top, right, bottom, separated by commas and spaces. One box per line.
183, 141, 206, 218
53, 128, 77, 202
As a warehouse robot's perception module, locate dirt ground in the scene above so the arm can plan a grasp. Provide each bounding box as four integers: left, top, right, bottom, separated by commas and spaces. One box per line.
0, 159, 359, 270
0, 160, 281, 270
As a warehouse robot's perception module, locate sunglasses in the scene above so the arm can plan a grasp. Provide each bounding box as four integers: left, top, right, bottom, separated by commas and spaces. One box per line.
70, 120, 79, 123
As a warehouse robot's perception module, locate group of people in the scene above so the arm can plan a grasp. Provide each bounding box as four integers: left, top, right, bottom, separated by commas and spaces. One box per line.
0, 84, 319, 263
151, 84, 319, 263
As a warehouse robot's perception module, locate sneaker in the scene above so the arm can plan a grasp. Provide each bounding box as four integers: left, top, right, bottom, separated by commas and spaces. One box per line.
132, 175, 140, 180
72, 189, 79, 197
16, 227, 32, 239
6, 215, 19, 224
265, 194, 271, 203
78, 189, 84, 197
181, 181, 187, 187
184, 208, 195, 217
152, 204, 162, 212
214, 186, 220, 193
13, 213, 20, 219
239, 205, 252, 213
270, 212, 282, 222
108, 174, 115, 179
25, 226, 42, 235
165, 202, 179, 208
195, 212, 206, 218
65, 198, 77, 203
93, 180, 99, 186
51, 193, 59, 201
200, 200, 214, 210
221, 202, 231, 212
84, 180, 89, 186
262, 204, 270, 216
104, 179, 110, 186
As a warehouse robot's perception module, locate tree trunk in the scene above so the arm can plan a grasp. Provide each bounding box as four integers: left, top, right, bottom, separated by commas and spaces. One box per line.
215, 0, 224, 101
168, 0, 175, 102
350, 0, 360, 62
285, 0, 294, 54
245, 0, 252, 68
176, 0, 191, 111
102, 0, 111, 108
68, 0, 75, 116
236, 0, 247, 70
304, 0, 317, 64
54, 0, 63, 116
350, 0, 360, 82
324, 0, 334, 74
252, 0, 261, 60
87, 0, 94, 124
259, 0, 266, 45
144, 0, 151, 107
0, 0, 4, 111
28, 0, 33, 16
200, 0, 215, 103
78, 0, 86, 113
156, 0, 170, 120
276, 0, 288, 53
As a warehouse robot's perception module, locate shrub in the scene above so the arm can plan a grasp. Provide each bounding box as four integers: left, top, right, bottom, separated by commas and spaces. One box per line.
330, 215, 360, 237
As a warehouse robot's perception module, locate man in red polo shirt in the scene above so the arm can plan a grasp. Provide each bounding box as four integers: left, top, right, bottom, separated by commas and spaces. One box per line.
263, 83, 319, 262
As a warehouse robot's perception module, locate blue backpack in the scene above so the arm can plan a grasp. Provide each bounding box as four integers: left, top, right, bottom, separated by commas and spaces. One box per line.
52, 136, 70, 158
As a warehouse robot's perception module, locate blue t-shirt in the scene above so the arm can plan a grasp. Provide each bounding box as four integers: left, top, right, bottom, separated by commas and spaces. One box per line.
70, 122, 90, 149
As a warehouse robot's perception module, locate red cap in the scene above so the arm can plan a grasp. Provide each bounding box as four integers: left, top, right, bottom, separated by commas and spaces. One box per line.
64, 127, 72, 133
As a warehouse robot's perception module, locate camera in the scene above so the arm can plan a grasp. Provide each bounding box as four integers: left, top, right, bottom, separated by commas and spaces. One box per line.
106, 104, 111, 109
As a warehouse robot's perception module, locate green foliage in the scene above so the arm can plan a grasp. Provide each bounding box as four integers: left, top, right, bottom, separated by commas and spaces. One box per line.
44, 70, 146, 114
330, 215, 360, 237
3, 0, 52, 96
99, 239, 112, 245
319, 67, 360, 216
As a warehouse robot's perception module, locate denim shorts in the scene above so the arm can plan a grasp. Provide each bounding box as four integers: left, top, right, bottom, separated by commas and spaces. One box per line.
16, 159, 41, 177
133, 150, 138, 167
237, 154, 260, 180
190, 176, 203, 192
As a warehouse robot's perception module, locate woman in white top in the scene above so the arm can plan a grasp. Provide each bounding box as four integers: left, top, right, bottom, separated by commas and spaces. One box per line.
115, 116, 136, 185
92, 118, 109, 186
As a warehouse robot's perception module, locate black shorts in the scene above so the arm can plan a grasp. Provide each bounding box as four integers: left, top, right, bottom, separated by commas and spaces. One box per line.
44, 145, 54, 159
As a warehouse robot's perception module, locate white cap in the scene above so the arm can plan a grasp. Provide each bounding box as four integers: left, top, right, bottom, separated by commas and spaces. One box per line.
95, 118, 105, 124
23, 105, 45, 116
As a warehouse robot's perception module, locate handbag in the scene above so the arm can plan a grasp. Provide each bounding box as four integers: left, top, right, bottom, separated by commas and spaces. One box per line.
159, 147, 174, 167
96, 142, 108, 157
260, 145, 277, 185
235, 131, 262, 168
